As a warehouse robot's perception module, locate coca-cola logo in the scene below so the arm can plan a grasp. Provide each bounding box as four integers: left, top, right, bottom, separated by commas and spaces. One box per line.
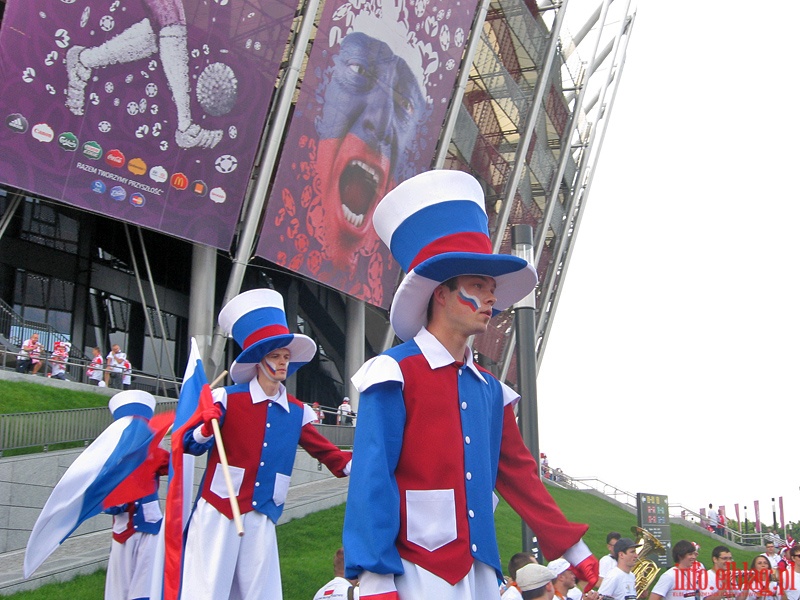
105, 149, 125, 168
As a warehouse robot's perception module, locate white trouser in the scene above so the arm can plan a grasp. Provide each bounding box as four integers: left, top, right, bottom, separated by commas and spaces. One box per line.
181, 499, 282, 600
396, 558, 501, 599
105, 531, 159, 600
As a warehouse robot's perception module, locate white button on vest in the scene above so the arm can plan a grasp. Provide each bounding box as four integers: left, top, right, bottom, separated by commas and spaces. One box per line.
465, 436, 471, 444
466, 472, 472, 480
461, 402, 467, 409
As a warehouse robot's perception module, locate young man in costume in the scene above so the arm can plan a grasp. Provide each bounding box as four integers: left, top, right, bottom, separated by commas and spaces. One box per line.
181, 289, 352, 599
343, 170, 598, 599
104, 391, 169, 600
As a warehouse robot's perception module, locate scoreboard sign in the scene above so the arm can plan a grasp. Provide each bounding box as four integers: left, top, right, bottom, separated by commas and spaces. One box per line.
637, 493, 671, 568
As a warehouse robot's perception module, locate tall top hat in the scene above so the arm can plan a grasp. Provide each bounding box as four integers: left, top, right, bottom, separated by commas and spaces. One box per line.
108, 390, 156, 420
219, 289, 317, 384
373, 169, 537, 341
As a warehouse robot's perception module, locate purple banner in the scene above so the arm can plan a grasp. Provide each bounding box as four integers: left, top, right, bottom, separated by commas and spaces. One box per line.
258, 0, 479, 308
0, 0, 295, 249
754, 500, 761, 532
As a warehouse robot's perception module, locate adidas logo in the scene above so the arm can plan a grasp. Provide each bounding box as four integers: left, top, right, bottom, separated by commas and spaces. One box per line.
6, 114, 28, 133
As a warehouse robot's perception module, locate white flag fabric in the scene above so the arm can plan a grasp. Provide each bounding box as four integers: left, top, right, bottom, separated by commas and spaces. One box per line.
24, 415, 152, 578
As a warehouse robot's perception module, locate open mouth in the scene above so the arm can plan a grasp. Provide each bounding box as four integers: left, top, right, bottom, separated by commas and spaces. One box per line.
339, 160, 380, 228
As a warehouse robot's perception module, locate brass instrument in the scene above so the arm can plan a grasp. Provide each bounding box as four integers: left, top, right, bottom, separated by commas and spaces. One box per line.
631, 526, 666, 599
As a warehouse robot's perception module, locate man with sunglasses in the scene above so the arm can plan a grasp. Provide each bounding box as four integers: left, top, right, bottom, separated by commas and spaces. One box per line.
783, 546, 800, 600
701, 546, 747, 600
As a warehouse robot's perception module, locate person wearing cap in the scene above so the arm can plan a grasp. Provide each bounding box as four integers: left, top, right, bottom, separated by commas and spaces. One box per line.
648, 540, 700, 600
343, 170, 598, 599
180, 289, 353, 600
49, 341, 70, 380
597, 538, 641, 600
598, 532, 622, 586
337, 396, 354, 425
503, 553, 540, 600
312, 401, 324, 423
104, 391, 169, 600
550, 558, 594, 600
516, 563, 557, 600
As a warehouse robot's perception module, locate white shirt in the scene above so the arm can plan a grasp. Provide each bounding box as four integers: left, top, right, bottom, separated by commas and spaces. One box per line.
501, 586, 523, 600
652, 566, 702, 600
313, 576, 358, 600
599, 554, 617, 578
764, 554, 780, 569
598, 566, 637, 600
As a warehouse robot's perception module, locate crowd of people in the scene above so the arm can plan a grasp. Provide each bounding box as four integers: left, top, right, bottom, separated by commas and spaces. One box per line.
305, 528, 800, 600
14, 335, 133, 389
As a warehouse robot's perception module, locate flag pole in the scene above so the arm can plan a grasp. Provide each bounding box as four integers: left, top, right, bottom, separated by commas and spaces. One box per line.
205, 370, 245, 536
210, 417, 244, 536
170, 369, 244, 535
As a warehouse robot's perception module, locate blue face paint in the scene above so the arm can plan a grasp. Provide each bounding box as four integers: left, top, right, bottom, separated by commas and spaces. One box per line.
318, 32, 425, 181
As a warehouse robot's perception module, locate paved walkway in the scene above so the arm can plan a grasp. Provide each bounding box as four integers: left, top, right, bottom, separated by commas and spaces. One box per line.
0, 476, 349, 595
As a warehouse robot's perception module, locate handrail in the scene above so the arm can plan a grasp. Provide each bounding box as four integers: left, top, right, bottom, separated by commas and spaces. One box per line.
0, 298, 84, 360
0, 404, 354, 455
0, 347, 183, 397
544, 469, 782, 549
0, 402, 178, 454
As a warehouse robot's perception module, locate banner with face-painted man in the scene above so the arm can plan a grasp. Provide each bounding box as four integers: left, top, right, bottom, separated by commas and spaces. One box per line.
0, 0, 295, 249
258, 0, 479, 308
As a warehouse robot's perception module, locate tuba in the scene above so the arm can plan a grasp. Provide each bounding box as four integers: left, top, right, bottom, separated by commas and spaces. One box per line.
631, 526, 666, 599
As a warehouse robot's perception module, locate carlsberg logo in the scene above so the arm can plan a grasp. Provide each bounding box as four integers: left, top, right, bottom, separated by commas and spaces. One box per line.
58, 132, 78, 151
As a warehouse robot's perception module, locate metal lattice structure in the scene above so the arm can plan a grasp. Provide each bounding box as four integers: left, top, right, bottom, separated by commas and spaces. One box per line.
436, 0, 637, 385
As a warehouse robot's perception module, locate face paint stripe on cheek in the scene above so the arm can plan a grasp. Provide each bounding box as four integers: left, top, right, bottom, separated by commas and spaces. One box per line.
264, 360, 279, 376
457, 287, 481, 312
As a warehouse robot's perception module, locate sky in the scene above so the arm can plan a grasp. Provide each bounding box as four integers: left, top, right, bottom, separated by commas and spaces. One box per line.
536, 0, 800, 528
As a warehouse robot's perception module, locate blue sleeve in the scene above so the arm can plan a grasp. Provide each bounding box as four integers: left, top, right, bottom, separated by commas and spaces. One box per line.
343, 380, 406, 579
182, 403, 225, 456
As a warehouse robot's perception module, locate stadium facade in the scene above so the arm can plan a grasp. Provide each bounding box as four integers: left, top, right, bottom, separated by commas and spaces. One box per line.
0, 0, 635, 411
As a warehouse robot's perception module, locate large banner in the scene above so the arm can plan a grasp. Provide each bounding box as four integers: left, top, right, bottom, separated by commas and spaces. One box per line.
258, 0, 478, 308
0, 0, 296, 249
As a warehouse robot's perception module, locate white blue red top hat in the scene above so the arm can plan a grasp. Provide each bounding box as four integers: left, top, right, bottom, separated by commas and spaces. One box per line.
108, 390, 156, 420
373, 169, 537, 341
219, 289, 317, 384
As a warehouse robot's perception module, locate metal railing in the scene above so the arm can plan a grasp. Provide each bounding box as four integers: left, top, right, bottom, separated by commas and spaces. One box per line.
0, 402, 176, 454
551, 473, 639, 507
0, 403, 355, 455
0, 347, 183, 397
543, 468, 778, 549
0, 298, 81, 360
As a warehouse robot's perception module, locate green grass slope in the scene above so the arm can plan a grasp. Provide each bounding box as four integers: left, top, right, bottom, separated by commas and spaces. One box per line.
0, 380, 109, 414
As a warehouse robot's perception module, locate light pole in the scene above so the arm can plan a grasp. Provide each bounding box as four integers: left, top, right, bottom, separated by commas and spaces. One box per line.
512, 224, 539, 555
744, 506, 749, 536
772, 497, 778, 532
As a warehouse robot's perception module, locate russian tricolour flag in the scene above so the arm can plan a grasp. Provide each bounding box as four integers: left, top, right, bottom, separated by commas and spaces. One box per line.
24, 402, 156, 577
152, 338, 214, 600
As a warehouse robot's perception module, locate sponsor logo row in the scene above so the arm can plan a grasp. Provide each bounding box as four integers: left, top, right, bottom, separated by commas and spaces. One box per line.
6, 113, 229, 202
90, 180, 148, 207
